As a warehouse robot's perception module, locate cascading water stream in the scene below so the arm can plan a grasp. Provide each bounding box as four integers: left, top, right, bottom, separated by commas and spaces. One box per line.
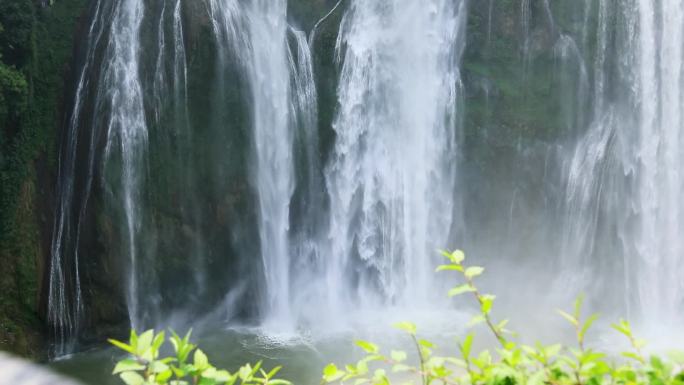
558, 0, 684, 329
323, 0, 467, 314
246, 0, 295, 328
48, 0, 193, 353
100, 0, 148, 330
48, 0, 108, 355
207, 0, 320, 331
634, 0, 684, 325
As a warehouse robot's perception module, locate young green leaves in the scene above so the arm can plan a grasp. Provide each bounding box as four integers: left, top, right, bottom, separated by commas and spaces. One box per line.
320, 247, 684, 385
438, 249, 508, 345
109, 329, 291, 385
557, 294, 600, 351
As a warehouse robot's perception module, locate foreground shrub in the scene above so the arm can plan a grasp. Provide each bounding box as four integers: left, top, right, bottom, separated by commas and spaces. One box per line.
110, 250, 684, 385
321, 250, 684, 385
108, 329, 290, 385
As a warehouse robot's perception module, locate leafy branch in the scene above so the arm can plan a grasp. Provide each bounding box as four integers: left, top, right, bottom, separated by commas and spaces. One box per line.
109, 329, 290, 385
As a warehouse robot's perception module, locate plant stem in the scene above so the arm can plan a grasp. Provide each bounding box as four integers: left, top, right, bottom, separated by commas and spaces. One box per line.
467, 277, 506, 347
411, 335, 428, 385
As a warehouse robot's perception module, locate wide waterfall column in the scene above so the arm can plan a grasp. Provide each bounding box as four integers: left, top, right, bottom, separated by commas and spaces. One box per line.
556, 0, 684, 328
247, 0, 295, 327
47, 0, 150, 353
326, 0, 465, 311
635, 0, 684, 325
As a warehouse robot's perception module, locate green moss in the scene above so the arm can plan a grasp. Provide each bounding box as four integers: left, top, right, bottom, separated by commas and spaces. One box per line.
0, 0, 88, 358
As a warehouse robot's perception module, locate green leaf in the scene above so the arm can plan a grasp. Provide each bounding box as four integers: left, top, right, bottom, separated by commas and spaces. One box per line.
156, 369, 173, 383
150, 360, 170, 374
451, 250, 466, 264
169, 332, 181, 351
475, 350, 492, 368
467, 315, 485, 327
197, 377, 217, 385
238, 364, 252, 380
580, 314, 599, 340
573, 295, 585, 319
580, 351, 605, 364
436, 264, 463, 272
446, 357, 467, 367
440, 249, 465, 264
460, 334, 474, 357
545, 344, 562, 357
390, 350, 407, 362
214, 370, 232, 382
448, 284, 476, 297
109, 339, 136, 355
355, 340, 379, 354
634, 338, 647, 349
152, 331, 165, 352
464, 266, 484, 279
113, 359, 145, 374
171, 366, 186, 378
611, 319, 632, 337
120, 371, 145, 385
391, 364, 411, 373
527, 370, 546, 385
266, 366, 282, 379
557, 310, 578, 326
130, 330, 139, 350
621, 352, 644, 363
393, 322, 417, 335
194, 349, 209, 370
667, 350, 684, 364
481, 295, 495, 314
356, 359, 369, 375
137, 330, 155, 354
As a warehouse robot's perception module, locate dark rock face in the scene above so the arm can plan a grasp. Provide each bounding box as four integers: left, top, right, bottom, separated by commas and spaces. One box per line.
0, 0, 90, 358
461, 0, 593, 261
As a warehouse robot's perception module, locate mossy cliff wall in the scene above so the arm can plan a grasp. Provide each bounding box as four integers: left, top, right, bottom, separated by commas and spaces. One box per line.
0, 0, 89, 357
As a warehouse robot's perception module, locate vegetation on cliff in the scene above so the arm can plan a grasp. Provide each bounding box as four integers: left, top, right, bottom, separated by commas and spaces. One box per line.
0, 0, 87, 357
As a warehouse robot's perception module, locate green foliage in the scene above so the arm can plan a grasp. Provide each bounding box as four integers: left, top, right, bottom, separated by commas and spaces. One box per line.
321, 250, 684, 385
0, 0, 88, 357
0, 0, 35, 67
0, 62, 29, 131
109, 329, 291, 385
108, 250, 684, 385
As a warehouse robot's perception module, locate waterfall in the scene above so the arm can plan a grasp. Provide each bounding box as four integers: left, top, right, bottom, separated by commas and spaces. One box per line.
520, 0, 532, 76
101, 0, 148, 330
246, 0, 295, 327
558, 0, 684, 327
634, 0, 684, 325
48, 0, 193, 353
45, 0, 684, 356
42, 0, 684, 360
48, 0, 107, 355
207, 0, 320, 330
323, 0, 467, 312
